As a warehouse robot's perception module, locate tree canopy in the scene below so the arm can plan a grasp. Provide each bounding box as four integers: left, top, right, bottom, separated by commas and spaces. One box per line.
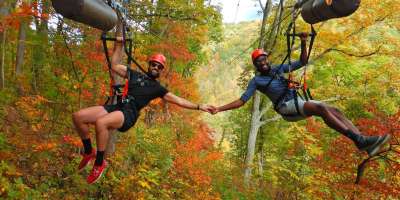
0, 0, 399, 199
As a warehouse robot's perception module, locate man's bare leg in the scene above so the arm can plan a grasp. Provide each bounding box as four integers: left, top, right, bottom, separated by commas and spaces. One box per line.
72, 106, 109, 140
303, 101, 391, 156
303, 102, 348, 134
329, 107, 361, 134
95, 111, 124, 151
73, 106, 109, 171
93, 111, 124, 166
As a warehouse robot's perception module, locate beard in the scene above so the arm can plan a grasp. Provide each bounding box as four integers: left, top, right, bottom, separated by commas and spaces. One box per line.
256, 64, 271, 75
147, 69, 160, 79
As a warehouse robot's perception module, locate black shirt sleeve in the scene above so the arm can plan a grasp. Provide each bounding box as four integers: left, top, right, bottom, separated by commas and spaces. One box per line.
157, 84, 169, 98
127, 67, 141, 80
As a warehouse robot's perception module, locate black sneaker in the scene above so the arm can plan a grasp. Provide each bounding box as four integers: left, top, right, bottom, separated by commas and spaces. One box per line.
356, 134, 391, 157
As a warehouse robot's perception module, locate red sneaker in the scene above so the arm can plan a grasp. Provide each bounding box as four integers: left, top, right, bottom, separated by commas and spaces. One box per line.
87, 160, 108, 184
78, 149, 96, 171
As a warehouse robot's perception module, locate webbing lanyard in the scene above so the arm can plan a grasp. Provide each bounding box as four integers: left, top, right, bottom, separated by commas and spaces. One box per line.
101, 32, 133, 103
270, 12, 317, 115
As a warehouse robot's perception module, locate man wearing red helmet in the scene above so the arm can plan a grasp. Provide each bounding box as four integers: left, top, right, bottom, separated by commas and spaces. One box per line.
211, 33, 390, 158
72, 36, 214, 184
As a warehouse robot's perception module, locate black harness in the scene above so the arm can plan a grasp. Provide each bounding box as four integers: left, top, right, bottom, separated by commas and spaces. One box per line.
101, 1, 152, 106
262, 19, 316, 117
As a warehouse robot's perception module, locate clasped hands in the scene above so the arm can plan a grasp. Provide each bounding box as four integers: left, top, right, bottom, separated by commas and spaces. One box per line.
198, 104, 220, 115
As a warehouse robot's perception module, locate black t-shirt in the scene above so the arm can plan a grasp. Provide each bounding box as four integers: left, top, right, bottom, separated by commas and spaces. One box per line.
126, 68, 169, 111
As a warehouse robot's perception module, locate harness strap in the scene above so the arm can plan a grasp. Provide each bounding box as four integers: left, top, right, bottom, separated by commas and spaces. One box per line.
101, 32, 118, 106
273, 89, 302, 116
301, 25, 316, 101
101, 32, 134, 105
122, 80, 129, 97
273, 87, 289, 111
261, 10, 317, 118
122, 22, 147, 75
293, 91, 301, 115
302, 87, 309, 101
122, 70, 130, 99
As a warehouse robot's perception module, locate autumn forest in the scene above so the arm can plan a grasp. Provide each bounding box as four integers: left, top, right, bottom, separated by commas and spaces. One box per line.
0, 0, 400, 199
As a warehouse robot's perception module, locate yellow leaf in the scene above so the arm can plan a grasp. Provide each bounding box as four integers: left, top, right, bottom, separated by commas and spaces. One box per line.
138, 180, 151, 190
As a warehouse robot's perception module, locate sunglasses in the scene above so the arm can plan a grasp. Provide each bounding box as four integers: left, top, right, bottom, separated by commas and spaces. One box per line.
150, 62, 164, 70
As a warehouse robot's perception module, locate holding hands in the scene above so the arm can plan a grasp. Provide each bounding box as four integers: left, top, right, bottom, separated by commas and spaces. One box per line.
197, 104, 220, 115
198, 104, 219, 114
199, 99, 245, 115
210, 106, 219, 115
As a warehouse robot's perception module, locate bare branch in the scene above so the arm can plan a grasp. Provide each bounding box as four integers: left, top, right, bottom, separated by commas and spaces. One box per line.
131, 13, 201, 22
312, 14, 391, 63
258, 102, 273, 120
259, 115, 281, 126
320, 96, 346, 103
325, 45, 382, 58
258, 0, 265, 11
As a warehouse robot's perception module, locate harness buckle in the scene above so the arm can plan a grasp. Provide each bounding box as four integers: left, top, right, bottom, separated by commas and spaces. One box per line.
121, 98, 130, 104
121, 95, 134, 104
288, 80, 301, 89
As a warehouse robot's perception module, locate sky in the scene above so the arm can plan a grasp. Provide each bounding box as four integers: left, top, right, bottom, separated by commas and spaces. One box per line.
211, 0, 267, 23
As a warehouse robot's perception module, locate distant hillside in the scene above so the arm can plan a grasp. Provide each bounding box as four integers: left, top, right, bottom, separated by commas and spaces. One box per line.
195, 20, 261, 141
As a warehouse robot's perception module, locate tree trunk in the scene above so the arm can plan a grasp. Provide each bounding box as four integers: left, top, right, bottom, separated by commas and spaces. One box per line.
15, 20, 27, 76
0, 29, 5, 89
266, 0, 284, 52
31, 0, 49, 93
0, 1, 10, 90
258, 147, 264, 175
244, 0, 272, 186
15, 18, 28, 95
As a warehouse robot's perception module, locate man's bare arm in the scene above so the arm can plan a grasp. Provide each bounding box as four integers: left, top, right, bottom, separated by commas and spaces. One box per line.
299, 33, 308, 65
215, 99, 245, 114
111, 22, 128, 78
163, 92, 212, 113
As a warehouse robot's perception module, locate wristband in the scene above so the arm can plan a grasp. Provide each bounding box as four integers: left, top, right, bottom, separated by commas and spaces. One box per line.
197, 104, 200, 110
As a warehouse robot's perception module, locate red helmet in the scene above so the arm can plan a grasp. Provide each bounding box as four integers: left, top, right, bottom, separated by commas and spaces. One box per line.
148, 53, 166, 68
251, 49, 268, 62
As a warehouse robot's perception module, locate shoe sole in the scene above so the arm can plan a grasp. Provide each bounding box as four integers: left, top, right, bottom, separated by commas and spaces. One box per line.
88, 163, 107, 184
368, 134, 391, 157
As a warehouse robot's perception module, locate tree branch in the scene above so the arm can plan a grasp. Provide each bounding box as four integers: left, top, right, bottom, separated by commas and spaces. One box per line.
312, 14, 391, 63
259, 115, 281, 126
258, 0, 265, 11
132, 13, 201, 22
258, 102, 273, 121
325, 45, 382, 58
320, 96, 346, 103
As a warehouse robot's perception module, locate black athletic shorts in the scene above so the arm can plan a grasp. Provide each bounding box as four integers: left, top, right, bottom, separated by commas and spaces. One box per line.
103, 103, 139, 132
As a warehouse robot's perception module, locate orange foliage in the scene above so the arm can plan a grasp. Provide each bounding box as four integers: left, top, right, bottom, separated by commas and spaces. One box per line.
309, 105, 400, 198
0, 2, 48, 31
305, 117, 322, 134
80, 89, 92, 100
171, 122, 222, 198
356, 105, 400, 137
34, 142, 58, 152
63, 135, 83, 148
162, 71, 200, 101
148, 98, 163, 106
149, 21, 195, 63
15, 95, 50, 124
